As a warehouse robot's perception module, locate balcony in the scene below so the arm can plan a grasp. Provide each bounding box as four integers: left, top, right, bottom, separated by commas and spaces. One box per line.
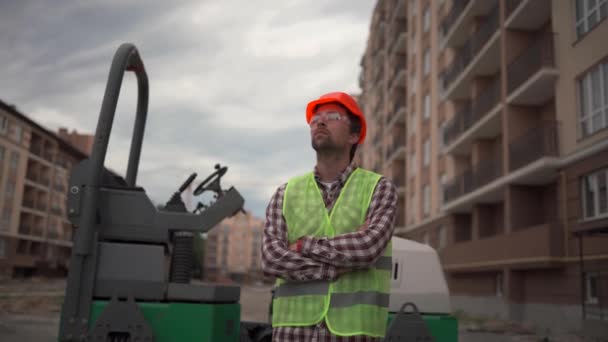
389, 57, 407, 92
30, 144, 43, 157
392, 0, 406, 20
509, 121, 560, 174
392, 172, 406, 192
22, 198, 35, 209
444, 77, 502, 155
391, 31, 407, 55
51, 207, 63, 216
19, 225, 31, 235
36, 202, 47, 212
505, 0, 552, 31
54, 183, 67, 193
442, 3, 501, 100
388, 95, 407, 129
506, 32, 558, 105
440, 222, 565, 271
443, 155, 503, 206
441, 0, 497, 49
388, 18, 407, 46
386, 132, 406, 164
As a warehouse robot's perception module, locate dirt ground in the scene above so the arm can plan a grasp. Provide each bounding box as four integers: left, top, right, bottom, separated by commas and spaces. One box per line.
0, 278, 600, 342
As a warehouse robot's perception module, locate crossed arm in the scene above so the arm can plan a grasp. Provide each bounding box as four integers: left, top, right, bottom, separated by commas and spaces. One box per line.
261, 178, 397, 282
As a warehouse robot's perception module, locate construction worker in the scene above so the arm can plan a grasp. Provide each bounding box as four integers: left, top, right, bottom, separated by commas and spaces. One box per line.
262, 91, 398, 341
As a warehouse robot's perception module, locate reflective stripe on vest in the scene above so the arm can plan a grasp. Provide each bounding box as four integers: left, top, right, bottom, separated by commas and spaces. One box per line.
273, 168, 391, 337
330, 291, 390, 308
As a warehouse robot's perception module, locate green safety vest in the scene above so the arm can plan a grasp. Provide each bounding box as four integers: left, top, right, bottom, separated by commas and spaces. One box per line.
272, 168, 392, 338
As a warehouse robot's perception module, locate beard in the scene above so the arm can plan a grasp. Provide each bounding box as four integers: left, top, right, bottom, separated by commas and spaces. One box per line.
311, 133, 336, 152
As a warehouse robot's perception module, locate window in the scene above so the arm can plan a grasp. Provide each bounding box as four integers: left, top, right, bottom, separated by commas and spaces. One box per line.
410, 112, 417, 135
410, 0, 417, 17
423, 49, 430, 75
1, 206, 11, 228
411, 194, 417, 222
439, 121, 447, 149
0, 238, 5, 258
438, 226, 447, 249
423, 231, 430, 245
423, 94, 431, 119
11, 125, 22, 143
582, 168, 608, 220
578, 60, 608, 137
9, 151, 19, 170
585, 272, 599, 304
496, 273, 503, 297
0, 116, 7, 135
575, 0, 608, 38
423, 6, 430, 32
423, 139, 430, 166
410, 153, 417, 175
4, 183, 14, 198
423, 184, 430, 215
411, 73, 417, 94
440, 173, 448, 205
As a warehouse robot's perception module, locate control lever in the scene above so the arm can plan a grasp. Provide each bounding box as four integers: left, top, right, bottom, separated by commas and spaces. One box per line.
165, 172, 197, 212
193, 164, 227, 198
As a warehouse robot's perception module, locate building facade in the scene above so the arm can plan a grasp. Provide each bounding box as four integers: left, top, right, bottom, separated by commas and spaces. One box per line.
0, 100, 90, 279
203, 211, 265, 283
359, 0, 608, 335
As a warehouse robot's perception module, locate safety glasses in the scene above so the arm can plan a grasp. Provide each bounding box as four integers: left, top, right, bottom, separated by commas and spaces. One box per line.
309, 111, 348, 126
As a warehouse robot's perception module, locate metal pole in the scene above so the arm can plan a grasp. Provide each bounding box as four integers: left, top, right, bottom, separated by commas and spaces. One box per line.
579, 234, 586, 320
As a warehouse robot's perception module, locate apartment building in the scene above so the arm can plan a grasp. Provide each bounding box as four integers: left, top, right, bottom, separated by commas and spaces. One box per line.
203, 211, 265, 283
359, 0, 409, 229
0, 100, 90, 279
359, 0, 608, 335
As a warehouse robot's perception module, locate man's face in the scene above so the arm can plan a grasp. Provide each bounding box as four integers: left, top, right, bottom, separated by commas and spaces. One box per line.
310, 103, 359, 153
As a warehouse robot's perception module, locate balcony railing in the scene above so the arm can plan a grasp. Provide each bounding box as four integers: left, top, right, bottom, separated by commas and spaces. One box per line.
509, 121, 559, 171
442, 42, 472, 92
507, 32, 556, 95
443, 155, 502, 203
440, 0, 471, 38
388, 18, 407, 43
442, 2, 500, 92
440, 222, 564, 267
23, 198, 35, 209
389, 96, 407, 125
471, 76, 501, 122
36, 202, 47, 212
473, 154, 503, 189
444, 169, 473, 204
442, 76, 501, 148
393, 173, 406, 189
30, 145, 43, 157
19, 225, 31, 235
443, 101, 473, 147
390, 58, 407, 90
505, 0, 524, 19
387, 133, 406, 160
55, 183, 67, 193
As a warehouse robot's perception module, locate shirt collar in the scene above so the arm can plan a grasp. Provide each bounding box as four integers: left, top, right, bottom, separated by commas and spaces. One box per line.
313, 161, 358, 187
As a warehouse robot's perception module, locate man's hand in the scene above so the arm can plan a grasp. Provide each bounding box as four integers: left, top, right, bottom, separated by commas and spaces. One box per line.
358, 219, 370, 232
289, 239, 303, 252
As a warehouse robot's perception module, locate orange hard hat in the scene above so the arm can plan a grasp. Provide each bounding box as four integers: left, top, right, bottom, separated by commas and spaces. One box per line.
306, 92, 367, 144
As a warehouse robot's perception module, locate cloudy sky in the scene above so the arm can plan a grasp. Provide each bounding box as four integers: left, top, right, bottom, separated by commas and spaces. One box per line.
0, 0, 375, 218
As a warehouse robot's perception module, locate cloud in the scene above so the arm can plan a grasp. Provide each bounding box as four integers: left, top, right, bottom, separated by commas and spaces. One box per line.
0, 0, 374, 217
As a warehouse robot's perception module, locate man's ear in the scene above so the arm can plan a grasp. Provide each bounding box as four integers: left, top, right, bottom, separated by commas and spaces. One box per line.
348, 132, 360, 145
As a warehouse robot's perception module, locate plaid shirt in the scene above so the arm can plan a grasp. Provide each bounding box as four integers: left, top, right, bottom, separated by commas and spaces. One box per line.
262, 163, 398, 342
